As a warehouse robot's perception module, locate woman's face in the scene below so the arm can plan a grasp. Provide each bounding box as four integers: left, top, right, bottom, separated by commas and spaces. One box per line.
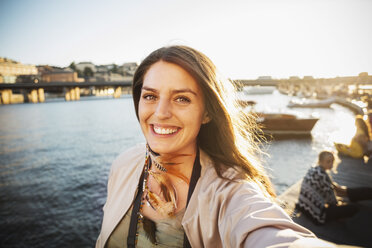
138, 61, 207, 155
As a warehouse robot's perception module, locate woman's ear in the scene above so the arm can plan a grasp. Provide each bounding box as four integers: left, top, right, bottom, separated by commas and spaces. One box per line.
202, 112, 211, 124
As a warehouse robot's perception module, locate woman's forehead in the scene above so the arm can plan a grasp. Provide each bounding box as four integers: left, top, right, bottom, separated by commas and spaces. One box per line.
143, 61, 200, 92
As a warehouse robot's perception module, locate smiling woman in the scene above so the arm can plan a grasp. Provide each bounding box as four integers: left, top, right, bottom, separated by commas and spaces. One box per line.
96, 45, 332, 248
138, 61, 208, 156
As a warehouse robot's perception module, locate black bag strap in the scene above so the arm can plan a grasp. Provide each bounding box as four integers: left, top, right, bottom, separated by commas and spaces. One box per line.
183, 150, 201, 248
127, 170, 145, 248
127, 151, 201, 248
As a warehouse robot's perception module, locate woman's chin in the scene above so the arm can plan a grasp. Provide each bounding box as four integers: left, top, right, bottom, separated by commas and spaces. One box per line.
147, 143, 173, 155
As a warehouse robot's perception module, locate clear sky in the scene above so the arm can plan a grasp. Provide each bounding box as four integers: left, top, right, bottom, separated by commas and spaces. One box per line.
0, 0, 371, 79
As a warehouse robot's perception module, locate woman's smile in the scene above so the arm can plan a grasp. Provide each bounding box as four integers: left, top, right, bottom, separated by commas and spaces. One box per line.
151, 124, 180, 135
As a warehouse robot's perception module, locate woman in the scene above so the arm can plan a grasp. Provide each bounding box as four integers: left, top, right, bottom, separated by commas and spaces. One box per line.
335, 116, 371, 159
96, 46, 320, 247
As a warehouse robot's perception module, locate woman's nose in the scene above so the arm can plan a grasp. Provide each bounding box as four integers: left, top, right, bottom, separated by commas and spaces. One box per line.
154, 99, 172, 119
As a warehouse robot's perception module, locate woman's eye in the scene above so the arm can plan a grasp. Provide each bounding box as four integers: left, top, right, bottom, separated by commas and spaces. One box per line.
175, 96, 190, 103
143, 94, 156, 101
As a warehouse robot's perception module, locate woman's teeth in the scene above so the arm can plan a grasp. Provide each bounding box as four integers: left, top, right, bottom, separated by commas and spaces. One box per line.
153, 126, 178, 134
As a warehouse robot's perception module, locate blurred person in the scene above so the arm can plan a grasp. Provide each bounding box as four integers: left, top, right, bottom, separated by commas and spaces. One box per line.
334, 115, 371, 159
297, 151, 372, 225
368, 111, 372, 157
368, 111, 372, 136
96, 46, 335, 247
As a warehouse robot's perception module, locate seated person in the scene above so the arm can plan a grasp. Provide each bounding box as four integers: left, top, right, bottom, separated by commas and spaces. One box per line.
296, 151, 372, 225
335, 116, 371, 158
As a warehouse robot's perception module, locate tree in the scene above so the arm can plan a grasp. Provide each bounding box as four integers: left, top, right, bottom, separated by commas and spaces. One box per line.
83, 67, 94, 77
69, 62, 76, 71
111, 64, 118, 73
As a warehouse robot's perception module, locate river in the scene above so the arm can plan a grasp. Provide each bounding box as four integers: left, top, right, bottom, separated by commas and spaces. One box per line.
0, 92, 356, 247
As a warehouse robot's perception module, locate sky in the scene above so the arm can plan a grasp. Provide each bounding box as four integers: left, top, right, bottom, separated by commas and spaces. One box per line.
0, 0, 371, 79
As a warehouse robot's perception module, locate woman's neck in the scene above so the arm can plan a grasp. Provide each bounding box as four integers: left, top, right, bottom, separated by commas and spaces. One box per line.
158, 151, 196, 180
148, 142, 197, 175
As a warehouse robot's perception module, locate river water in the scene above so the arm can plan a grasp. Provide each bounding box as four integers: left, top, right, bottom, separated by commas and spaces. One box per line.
0, 92, 356, 247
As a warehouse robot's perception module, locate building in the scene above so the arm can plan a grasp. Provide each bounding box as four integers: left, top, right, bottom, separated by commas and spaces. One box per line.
38, 66, 83, 82
96, 64, 119, 74
303, 76, 314, 80
122, 62, 138, 76
258, 76, 272, 80
0, 57, 38, 83
95, 72, 130, 82
96, 65, 110, 73
75, 62, 97, 73
42, 71, 82, 82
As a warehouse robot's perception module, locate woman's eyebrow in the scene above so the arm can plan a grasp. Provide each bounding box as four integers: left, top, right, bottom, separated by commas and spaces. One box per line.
142, 86, 197, 96
172, 89, 197, 96
142, 86, 158, 92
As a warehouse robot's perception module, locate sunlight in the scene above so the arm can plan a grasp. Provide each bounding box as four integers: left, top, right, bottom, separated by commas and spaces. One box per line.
330, 112, 356, 144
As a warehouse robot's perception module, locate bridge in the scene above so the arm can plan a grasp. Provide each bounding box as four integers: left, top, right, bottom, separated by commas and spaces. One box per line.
235, 79, 279, 87
0, 80, 132, 104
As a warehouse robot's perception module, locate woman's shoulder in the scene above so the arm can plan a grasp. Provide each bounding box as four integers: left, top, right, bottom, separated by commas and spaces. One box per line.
110, 143, 146, 172
200, 167, 268, 202
199, 150, 267, 196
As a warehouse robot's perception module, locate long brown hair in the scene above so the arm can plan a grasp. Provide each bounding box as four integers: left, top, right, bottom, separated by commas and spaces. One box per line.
133, 45, 275, 197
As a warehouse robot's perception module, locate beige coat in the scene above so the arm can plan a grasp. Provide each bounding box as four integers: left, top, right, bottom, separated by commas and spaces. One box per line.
96, 144, 330, 248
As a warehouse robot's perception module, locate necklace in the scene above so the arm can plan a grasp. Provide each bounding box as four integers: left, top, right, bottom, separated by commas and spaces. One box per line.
135, 151, 148, 242
128, 145, 202, 248
148, 147, 167, 172
132, 147, 156, 245
139, 148, 159, 244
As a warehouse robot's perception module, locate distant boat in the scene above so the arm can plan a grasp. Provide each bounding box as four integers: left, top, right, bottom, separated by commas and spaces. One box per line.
256, 113, 319, 136
244, 86, 276, 95
287, 98, 334, 108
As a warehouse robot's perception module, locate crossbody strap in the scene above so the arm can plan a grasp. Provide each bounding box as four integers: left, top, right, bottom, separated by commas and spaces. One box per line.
127, 170, 145, 248
183, 150, 201, 248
